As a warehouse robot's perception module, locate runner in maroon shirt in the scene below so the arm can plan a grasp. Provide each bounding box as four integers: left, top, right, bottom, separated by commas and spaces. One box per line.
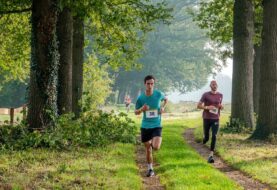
197, 80, 223, 163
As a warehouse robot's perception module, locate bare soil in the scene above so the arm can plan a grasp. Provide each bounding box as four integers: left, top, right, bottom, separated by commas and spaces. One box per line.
136, 140, 165, 190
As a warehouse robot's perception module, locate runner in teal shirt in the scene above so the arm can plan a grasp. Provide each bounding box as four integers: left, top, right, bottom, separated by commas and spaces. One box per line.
136, 90, 165, 129
135, 75, 168, 177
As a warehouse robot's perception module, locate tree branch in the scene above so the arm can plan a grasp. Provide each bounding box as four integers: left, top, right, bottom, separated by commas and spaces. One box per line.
0, 7, 31, 15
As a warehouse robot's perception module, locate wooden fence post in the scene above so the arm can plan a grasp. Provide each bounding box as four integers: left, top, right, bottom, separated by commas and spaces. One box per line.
10, 108, 14, 125
23, 105, 27, 120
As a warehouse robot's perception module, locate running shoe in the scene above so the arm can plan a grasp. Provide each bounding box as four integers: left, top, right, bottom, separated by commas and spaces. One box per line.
207, 155, 214, 163
146, 169, 155, 177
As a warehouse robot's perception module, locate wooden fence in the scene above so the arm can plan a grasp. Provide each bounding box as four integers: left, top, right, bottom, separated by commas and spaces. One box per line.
0, 105, 27, 125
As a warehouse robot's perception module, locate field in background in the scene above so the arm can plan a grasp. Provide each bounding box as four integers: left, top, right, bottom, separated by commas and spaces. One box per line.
104, 101, 231, 115
0, 113, 23, 124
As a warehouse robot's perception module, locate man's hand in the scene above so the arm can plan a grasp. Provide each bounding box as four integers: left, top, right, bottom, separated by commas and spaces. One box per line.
159, 107, 165, 114
218, 104, 224, 110
135, 104, 149, 115
141, 104, 149, 112
205, 105, 217, 110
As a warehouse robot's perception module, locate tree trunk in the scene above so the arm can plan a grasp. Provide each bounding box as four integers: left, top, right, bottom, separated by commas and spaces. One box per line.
27, 0, 59, 129
57, 8, 73, 114
72, 16, 84, 118
231, 0, 254, 129
130, 86, 139, 103
253, 44, 261, 114
252, 0, 277, 139
117, 90, 125, 104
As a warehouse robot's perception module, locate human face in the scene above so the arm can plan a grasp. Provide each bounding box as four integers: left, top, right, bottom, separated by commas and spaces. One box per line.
210, 81, 218, 92
145, 79, 155, 92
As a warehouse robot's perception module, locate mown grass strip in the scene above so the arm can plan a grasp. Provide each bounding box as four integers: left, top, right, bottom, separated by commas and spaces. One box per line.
155, 118, 242, 190
194, 114, 277, 189
0, 143, 141, 189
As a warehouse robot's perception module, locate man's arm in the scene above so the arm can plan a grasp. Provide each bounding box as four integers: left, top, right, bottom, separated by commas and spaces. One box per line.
197, 102, 215, 110
135, 104, 149, 115
197, 101, 205, 109
218, 95, 224, 110
160, 97, 168, 113
135, 107, 143, 115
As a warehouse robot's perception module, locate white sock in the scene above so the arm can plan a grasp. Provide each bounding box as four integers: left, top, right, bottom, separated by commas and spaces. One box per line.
209, 151, 214, 157
147, 163, 153, 170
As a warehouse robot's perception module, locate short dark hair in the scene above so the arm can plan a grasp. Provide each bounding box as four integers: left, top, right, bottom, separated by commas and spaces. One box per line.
144, 75, 155, 84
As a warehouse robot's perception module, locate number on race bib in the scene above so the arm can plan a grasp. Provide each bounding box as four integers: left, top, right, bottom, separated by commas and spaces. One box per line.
146, 110, 158, 118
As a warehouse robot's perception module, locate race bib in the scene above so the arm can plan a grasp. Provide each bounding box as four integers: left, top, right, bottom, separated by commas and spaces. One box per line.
209, 108, 218, 115
146, 110, 158, 118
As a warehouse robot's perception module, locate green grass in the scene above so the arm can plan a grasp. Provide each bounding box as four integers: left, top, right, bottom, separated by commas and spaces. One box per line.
0, 144, 141, 189
153, 118, 241, 190
194, 114, 277, 189
0, 113, 23, 123
1, 112, 264, 189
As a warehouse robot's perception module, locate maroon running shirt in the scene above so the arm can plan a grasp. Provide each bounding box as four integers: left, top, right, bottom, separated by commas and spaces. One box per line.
199, 92, 223, 119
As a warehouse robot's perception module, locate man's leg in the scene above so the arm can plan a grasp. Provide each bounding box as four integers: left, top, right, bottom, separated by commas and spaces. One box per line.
152, 136, 162, 150
144, 141, 154, 177
151, 127, 162, 150
126, 104, 128, 113
144, 141, 153, 164
207, 120, 219, 163
210, 120, 219, 152
141, 128, 155, 177
203, 119, 210, 144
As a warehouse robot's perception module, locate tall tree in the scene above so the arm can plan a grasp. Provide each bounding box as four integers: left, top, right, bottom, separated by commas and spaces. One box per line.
231, 0, 254, 129
57, 7, 73, 114
27, 0, 59, 129
253, 2, 263, 113
253, 44, 261, 113
193, 0, 263, 115
252, 0, 277, 139
1, 0, 172, 121
72, 16, 84, 118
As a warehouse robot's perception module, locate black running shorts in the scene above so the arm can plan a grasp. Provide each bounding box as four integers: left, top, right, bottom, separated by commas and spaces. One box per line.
141, 127, 162, 143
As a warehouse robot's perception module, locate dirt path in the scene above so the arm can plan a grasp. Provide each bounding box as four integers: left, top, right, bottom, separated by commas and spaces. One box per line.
184, 128, 273, 190
136, 140, 165, 190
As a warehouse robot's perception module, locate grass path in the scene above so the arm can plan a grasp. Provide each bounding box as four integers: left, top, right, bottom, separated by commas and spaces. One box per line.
137, 118, 242, 190
185, 128, 272, 190
136, 138, 165, 190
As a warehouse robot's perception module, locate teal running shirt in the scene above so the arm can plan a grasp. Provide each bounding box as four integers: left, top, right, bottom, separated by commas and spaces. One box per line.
135, 90, 165, 129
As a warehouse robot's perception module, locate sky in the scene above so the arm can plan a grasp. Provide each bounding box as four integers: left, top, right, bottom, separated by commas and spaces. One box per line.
167, 61, 233, 103
219, 60, 233, 78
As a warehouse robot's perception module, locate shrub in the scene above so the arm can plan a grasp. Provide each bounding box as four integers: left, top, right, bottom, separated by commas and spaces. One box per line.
0, 110, 136, 150
223, 117, 252, 133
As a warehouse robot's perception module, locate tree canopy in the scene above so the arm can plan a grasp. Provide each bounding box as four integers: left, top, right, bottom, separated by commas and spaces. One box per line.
111, 0, 215, 103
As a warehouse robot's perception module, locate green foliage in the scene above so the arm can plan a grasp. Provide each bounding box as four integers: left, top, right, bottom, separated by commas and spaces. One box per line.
223, 117, 253, 133
111, 0, 215, 102
0, 80, 27, 107
0, 12, 30, 82
0, 0, 172, 83
0, 110, 136, 150
192, 0, 233, 44
82, 55, 113, 111
84, 0, 172, 70
192, 0, 263, 61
